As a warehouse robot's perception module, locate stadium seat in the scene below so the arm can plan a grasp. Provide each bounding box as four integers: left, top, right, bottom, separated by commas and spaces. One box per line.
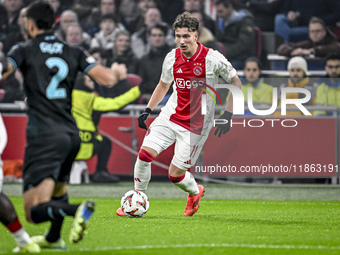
126, 74, 142, 87
70, 161, 89, 184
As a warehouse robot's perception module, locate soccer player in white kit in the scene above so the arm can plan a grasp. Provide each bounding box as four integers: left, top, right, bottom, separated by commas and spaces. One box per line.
117, 11, 242, 216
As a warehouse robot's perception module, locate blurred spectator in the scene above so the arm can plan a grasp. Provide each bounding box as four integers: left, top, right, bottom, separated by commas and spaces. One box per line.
90, 14, 125, 51
43, 0, 65, 24
314, 54, 340, 116
274, 0, 340, 43
275, 56, 317, 116
106, 30, 139, 74
138, 23, 173, 104
65, 23, 90, 50
156, 0, 184, 26
244, 0, 283, 32
55, 9, 91, 45
120, 0, 156, 34
190, 10, 221, 52
131, 7, 175, 59
0, 4, 9, 42
72, 73, 141, 183
240, 57, 273, 115
79, 0, 124, 38
214, 0, 256, 69
277, 17, 340, 58
89, 47, 108, 66
90, 47, 132, 100
3, 0, 23, 34
183, 0, 215, 35
2, 7, 27, 54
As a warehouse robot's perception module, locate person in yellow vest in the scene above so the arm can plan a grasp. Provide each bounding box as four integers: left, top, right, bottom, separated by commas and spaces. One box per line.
72, 73, 141, 182
241, 57, 273, 115
314, 53, 340, 116
275, 56, 317, 116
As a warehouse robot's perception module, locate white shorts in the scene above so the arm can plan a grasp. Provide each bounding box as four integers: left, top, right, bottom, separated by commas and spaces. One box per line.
142, 115, 209, 170
0, 159, 3, 192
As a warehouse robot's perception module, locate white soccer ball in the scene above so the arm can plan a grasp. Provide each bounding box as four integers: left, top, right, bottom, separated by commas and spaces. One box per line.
120, 190, 149, 217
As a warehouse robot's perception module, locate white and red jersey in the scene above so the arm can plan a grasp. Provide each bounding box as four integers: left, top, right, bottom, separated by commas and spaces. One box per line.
160, 42, 236, 135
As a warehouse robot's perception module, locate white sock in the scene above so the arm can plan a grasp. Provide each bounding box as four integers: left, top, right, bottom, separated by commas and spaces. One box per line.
134, 158, 151, 191
171, 171, 199, 196
12, 228, 31, 248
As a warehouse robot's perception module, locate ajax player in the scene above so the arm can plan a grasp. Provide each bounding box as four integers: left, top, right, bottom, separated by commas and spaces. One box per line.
117, 11, 242, 217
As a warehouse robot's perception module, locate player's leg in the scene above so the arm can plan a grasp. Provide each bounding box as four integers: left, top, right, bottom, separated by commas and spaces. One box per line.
134, 116, 176, 192
0, 165, 40, 253
23, 134, 92, 244
0, 193, 41, 253
116, 116, 175, 216
133, 146, 158, 191
31, 183, 68, 250
63, 134, 96, 244
169, 128, 206, 216
24, 178, 78, 224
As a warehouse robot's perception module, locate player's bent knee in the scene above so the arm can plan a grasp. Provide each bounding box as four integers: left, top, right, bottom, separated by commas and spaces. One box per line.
138, 148, 155, 163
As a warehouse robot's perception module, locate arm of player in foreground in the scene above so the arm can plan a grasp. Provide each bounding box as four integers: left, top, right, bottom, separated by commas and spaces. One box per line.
0, 60, 14, 80
145, 79, 172, 111
87, 63, 127, 88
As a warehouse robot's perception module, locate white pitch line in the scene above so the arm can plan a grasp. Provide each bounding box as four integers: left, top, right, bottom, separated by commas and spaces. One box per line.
2, 243, 339, 253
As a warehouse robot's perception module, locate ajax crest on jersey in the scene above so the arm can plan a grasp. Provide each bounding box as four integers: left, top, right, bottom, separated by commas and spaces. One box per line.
120, 190, 149, 217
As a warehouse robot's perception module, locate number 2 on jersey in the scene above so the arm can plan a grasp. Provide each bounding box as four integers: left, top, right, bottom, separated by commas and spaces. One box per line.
45, 57, 69, 99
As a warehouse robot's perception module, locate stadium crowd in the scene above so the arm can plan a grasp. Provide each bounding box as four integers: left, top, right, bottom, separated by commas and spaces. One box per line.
0, 0, 339, 104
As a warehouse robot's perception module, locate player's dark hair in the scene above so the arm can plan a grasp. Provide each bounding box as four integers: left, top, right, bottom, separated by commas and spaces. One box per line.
173, 11, 199, 32
26, 1, 55, 30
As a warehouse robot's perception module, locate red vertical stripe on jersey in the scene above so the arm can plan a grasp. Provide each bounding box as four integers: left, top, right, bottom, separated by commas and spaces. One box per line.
170, 42, 209, 135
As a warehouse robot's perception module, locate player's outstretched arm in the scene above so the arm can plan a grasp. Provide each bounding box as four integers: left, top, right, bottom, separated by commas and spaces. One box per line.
0, 60, 14, 81
87, 63, 127, 88
146, 79, 172, 111
137, 79, 171, 130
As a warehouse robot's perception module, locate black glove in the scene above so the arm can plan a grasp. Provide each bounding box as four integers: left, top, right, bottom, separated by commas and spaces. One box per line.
214, 111, 233, 137
138, 108, 152, 130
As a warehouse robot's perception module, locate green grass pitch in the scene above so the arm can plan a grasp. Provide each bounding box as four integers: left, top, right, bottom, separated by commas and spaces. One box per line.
0, 183, 340, 255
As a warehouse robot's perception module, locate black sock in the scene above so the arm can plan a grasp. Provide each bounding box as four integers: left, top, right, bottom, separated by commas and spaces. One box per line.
45, 194, 68, 243
30, 199, 79, 224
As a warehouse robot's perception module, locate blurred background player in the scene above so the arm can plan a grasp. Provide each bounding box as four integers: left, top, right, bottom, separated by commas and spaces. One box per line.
0, 110, 40, 252
116, 11, 242, 217
1, 1, 127, 249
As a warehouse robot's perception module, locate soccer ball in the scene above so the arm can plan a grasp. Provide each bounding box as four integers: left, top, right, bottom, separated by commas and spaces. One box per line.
120, 190, 149, 217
